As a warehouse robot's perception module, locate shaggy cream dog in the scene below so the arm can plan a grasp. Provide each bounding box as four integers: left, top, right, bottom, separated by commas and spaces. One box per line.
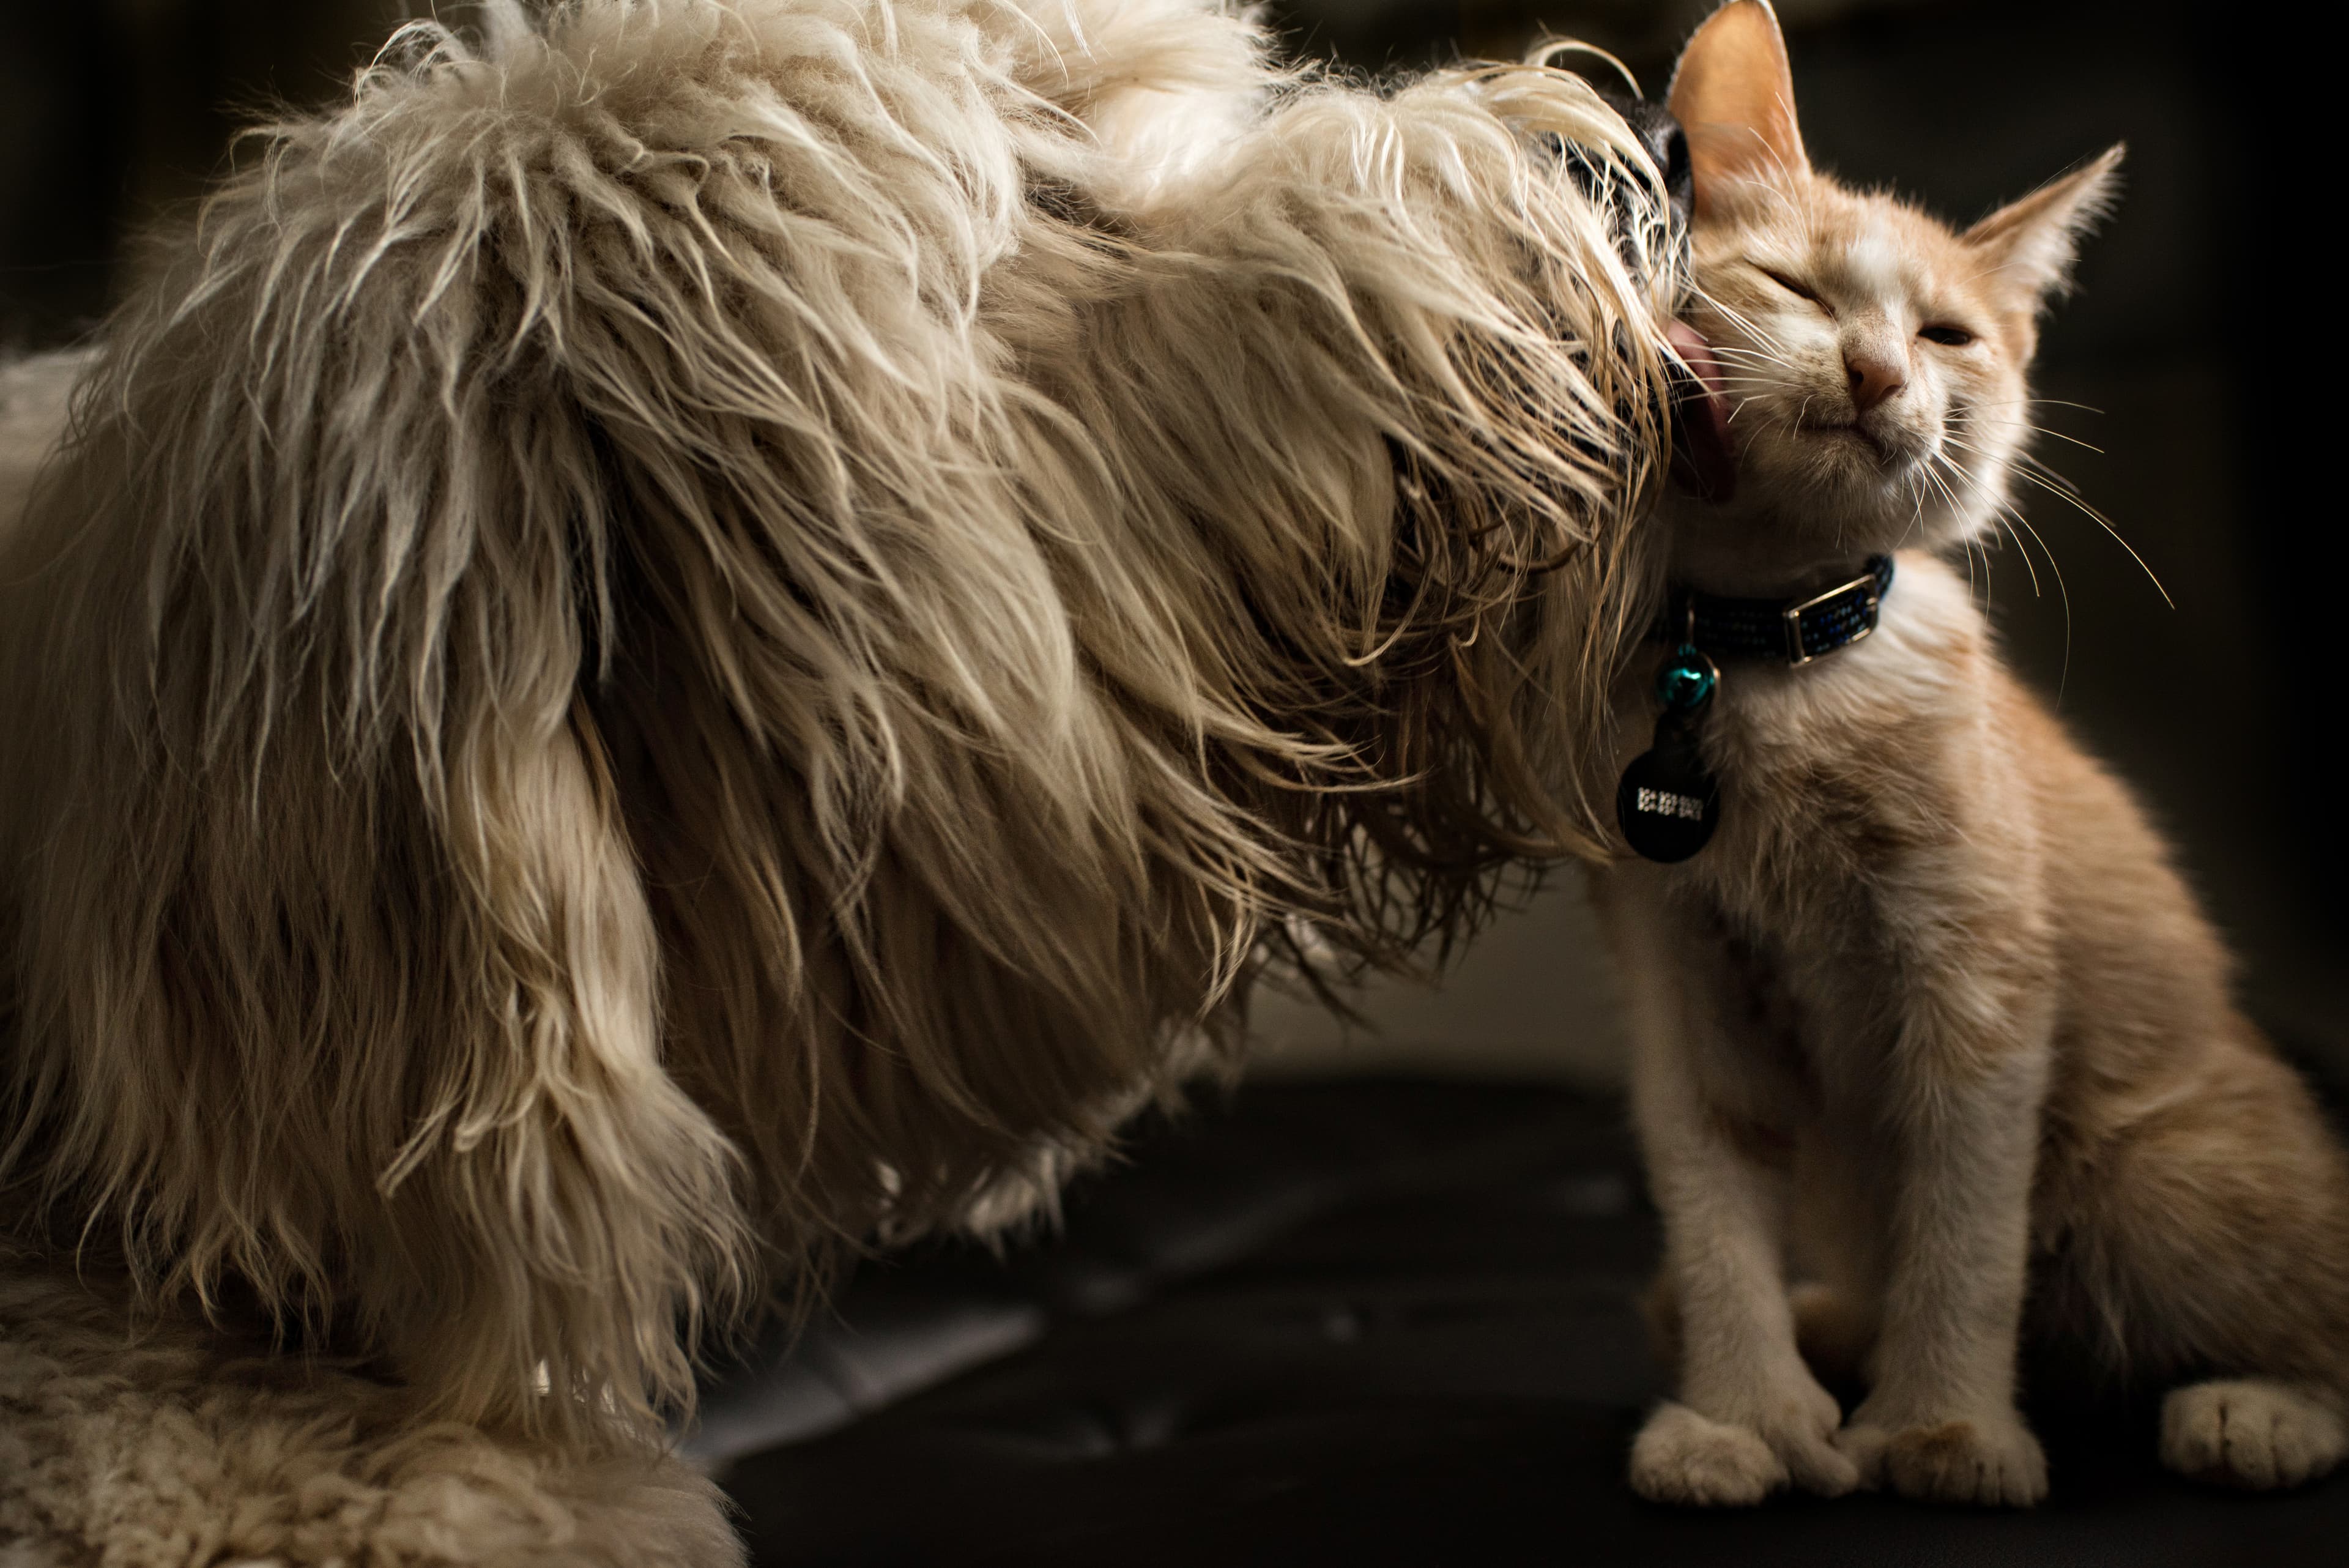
0, 0, 1680, 1559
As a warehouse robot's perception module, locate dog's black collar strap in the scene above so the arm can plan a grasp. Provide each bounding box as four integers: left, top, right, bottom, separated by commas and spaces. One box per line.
1658, 555, 1894, 667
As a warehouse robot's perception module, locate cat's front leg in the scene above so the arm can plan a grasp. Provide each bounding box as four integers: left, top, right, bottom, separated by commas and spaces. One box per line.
1606, 883, 1859, 1506
1836, 1001, 2054, 1507
1630, 1054, 1858, 1506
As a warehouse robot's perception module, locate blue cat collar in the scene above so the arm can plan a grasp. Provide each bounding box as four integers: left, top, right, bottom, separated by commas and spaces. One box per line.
1658, 555, 1894, 667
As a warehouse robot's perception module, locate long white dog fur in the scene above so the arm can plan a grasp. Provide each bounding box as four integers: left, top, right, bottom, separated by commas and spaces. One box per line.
0, 0, 1677, 1558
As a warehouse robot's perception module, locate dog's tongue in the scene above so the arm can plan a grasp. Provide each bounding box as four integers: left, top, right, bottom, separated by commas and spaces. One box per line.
1666, 318, 1737, 504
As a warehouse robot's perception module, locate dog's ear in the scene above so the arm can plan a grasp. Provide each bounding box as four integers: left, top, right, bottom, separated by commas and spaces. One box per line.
0, 40, 754, 1444
1667, 0, 1809, 212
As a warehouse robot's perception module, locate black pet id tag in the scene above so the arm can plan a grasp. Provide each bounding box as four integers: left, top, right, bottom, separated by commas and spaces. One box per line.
1616, 644, 1721, 863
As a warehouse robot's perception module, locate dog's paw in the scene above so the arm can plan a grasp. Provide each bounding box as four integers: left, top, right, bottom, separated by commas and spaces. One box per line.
1838, 1409, 2046, 1507
1630, 1380, 1858, 1506
2161, 1379, 2348, 1491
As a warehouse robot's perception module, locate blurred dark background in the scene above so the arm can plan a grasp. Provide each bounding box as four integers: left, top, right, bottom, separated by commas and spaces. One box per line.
2, 0, 2336, 1074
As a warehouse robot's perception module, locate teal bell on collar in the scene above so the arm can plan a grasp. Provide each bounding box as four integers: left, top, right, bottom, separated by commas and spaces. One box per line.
1655, 646, 1718, 711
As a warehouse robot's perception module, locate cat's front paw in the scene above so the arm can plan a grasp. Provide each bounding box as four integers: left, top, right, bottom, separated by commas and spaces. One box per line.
1630, 1402, 1785, 1506
1837, 1408, 2047, 1507
1630, 1381, 1858, 1506
2161, 1379, 2348, 1490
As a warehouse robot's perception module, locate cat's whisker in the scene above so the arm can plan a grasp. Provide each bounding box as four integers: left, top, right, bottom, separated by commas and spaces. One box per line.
1916, 457, 1980, 579
1894, 460, 1932, 542
1706, 357, 1799, 387
1923, 456, 1967, 520
1995, 519, 2040, 600
1996, 499, 2075, 699
1947, 440, 2077, 674
1701, 329, 1785, 369
1693, 295, 1795, 359
1980, 481, 2044, 601
1923, 448, 1986, 600
1967, 396, 2108, 418
2006, 422, 2104, 455
1710, 343, 1795, 367
1998, 445, 2107, 503
1898, 467, 1934, 547
2000, 464, 2175, 609
1943, 404, 2106, 459
1712, 329, 1794, 362
1895, 502, 1927, 551
1715, 398, 1792, 415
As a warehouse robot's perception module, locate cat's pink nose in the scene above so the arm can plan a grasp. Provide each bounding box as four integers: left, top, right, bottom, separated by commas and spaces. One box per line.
1846, 348, 1907, 412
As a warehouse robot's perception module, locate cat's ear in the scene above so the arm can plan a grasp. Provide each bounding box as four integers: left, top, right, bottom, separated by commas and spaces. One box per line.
1666, 0, 1809, 212
1963, 145, 2125, 307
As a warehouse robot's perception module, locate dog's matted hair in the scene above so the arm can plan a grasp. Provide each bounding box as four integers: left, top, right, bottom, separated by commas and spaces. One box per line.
0, 0, 1676, 1473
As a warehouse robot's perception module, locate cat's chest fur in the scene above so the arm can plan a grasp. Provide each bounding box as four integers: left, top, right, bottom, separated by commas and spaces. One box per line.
1600, 552, 2052, 1074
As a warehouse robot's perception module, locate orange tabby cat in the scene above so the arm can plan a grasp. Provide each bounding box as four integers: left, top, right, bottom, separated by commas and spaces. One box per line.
1594, 0, 2349, 1509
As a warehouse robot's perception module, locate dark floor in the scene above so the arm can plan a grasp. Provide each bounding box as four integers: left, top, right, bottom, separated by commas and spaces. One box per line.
703, 1077, 2346, 1567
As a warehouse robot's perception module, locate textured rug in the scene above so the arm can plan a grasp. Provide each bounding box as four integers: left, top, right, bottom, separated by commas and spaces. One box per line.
0, 1262, 740, 1567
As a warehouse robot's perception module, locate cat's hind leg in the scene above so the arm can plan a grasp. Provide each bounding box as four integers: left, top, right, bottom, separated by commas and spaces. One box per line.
2040, 1022, 2349, 1492
2160, 1380, 2347, 1490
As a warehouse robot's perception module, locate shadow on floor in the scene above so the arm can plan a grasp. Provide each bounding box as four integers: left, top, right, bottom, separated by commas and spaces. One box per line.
710, 1077, 2343, 1567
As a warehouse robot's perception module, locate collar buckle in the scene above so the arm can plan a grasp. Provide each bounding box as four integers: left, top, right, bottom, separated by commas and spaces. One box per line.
1780, 571, 1884, 667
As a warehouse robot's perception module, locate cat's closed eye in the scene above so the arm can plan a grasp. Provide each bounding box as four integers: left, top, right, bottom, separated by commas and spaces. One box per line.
1757, 266, 1832, 314
1919, 324, 1976, 346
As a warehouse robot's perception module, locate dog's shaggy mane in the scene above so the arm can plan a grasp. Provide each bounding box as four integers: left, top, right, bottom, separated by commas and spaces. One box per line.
0, 0, 1675, 1468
